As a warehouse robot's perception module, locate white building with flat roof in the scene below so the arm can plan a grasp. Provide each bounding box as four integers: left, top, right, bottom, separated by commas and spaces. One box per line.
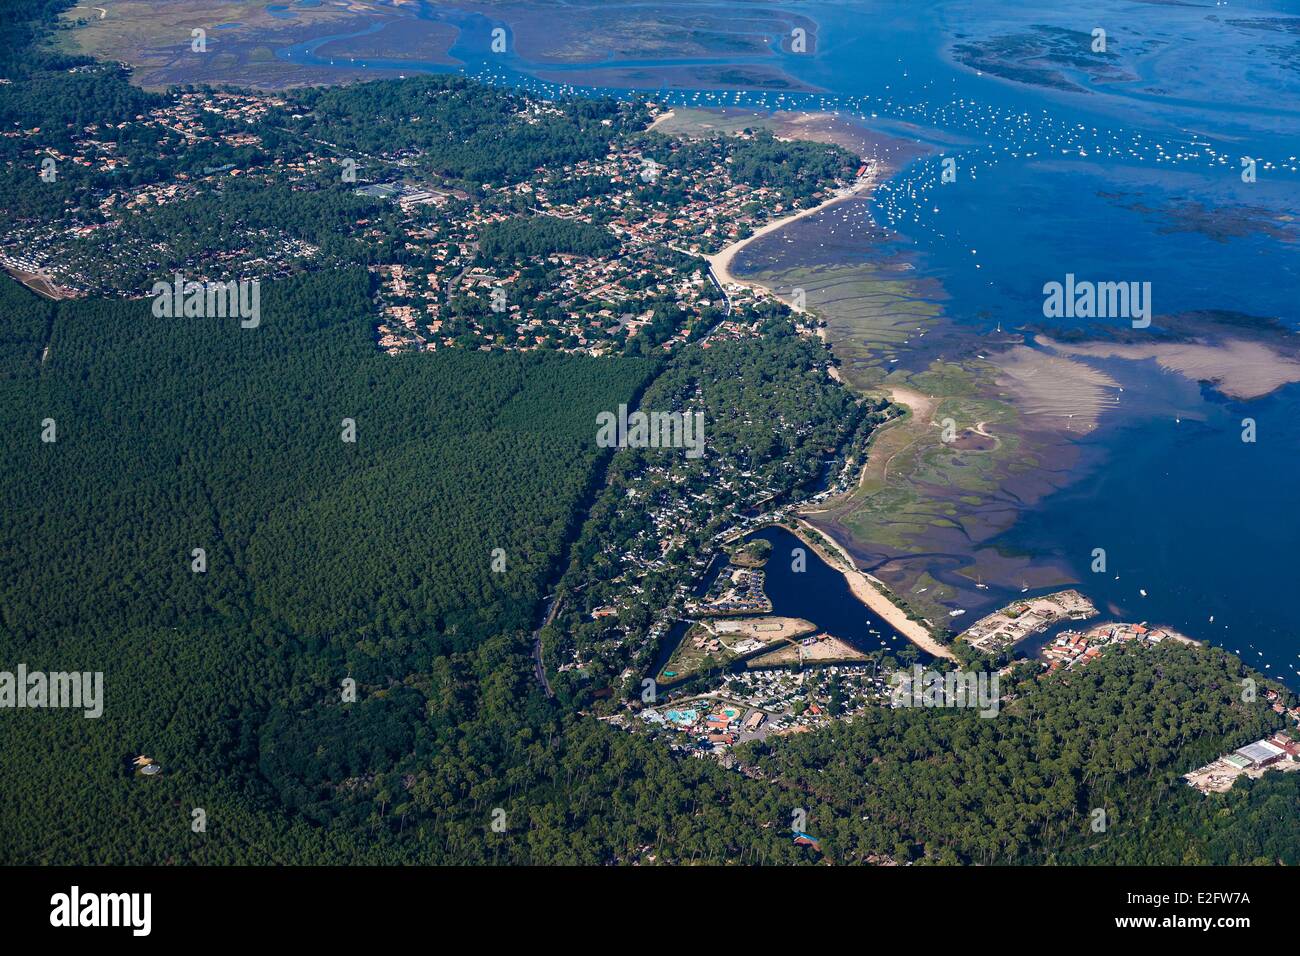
1234, 740, 1286, 768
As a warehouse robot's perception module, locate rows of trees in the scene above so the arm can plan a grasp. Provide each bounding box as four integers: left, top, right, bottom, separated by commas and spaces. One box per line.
6, 256, 1286, 864
7, 268, 817, 864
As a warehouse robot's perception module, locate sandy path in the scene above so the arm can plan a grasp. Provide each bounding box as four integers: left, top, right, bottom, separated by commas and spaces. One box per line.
646, 109, 676, 131
790, 519, 956, 661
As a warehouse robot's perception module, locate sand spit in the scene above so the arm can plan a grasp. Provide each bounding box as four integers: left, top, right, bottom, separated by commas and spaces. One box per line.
650, 107, 886, 159
839, 383, 938, 494
994, 346, 1120, 432
1039, 335, 1300, 401
651, 107, 882, 316
789, 519, 957, 661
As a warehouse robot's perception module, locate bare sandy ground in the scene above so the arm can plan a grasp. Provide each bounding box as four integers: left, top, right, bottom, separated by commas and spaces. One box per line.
994, 346, 1120, 432
705, 616, 816, 643
646, 109, 676, 131
2, 265, 74, 300
888, 384, 936, 423
790, 519, 957, 660
1039, 335, 1300, 401
750, 633, 866, 665
782, 111, 854, 137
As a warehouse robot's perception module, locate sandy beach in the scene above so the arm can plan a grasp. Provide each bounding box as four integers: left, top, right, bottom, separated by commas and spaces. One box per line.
650, 106, 882, 331
887, 384, 937, 423
705, 164, 879, 307
789, 518, 957, 660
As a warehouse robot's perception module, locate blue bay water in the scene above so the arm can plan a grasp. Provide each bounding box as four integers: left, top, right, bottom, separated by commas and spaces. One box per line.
271, 0, 1300, 682
751, 526, 930, 664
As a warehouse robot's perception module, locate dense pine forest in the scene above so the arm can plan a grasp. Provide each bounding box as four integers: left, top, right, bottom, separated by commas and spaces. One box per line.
289, 75, 642, 187
1, 0, 1298, 866
478, 215, 620, 261
742, 645, 1285, 864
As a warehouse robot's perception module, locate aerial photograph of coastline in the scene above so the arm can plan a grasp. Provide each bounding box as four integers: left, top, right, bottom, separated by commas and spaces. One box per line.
1, 0, 1298, 932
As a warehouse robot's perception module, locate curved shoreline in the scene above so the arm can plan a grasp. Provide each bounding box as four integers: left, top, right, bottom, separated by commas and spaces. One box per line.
786, 518, 956, 661
705, 165, 879, 305
665, 119, 942, 663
